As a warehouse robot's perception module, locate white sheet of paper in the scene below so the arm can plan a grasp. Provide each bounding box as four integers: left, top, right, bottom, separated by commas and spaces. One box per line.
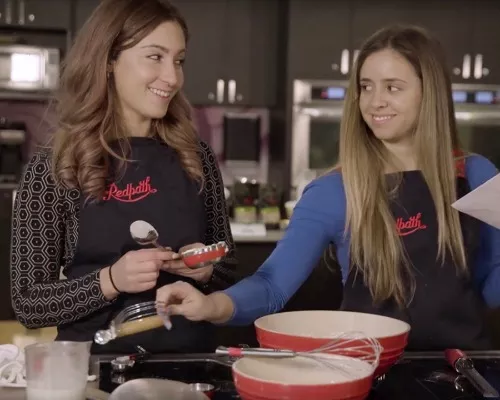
452, 173, 500, 229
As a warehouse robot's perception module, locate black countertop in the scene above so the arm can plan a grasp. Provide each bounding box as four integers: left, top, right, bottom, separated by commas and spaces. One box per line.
90, 351, 500, 399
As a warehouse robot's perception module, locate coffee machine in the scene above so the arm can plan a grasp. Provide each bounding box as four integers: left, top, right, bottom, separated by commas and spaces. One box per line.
0, 118, 26, 183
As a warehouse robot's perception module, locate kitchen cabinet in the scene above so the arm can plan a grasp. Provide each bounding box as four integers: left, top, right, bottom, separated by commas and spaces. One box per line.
0, 0, 9, 26
350, 0, 500, 84
287, 0, 352, 80
470, 1, 500, 85
74, 0, 100, 34
224, 0, 279, 107
0, 0, 71, 30
0, 185, 16, 321
234, 241, 343, 312
350, 0, 472, 83
287, 0, 486, 84
402, 1, 472, 84
171, 0, 227, 106
172, 0, 279, 107
16, 0, 71, 29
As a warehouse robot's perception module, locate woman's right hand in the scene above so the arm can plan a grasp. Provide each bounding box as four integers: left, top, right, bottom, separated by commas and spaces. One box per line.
101, 249, 177, 298
155, 281, 235, 324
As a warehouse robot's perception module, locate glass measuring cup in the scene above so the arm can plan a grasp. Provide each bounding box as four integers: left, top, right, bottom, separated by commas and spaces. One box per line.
25, 341, 90, 400
94, 301, 172, 345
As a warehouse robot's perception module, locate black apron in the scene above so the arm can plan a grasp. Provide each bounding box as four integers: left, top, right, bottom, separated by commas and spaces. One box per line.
56, 138, 216, 354
341, 170, 491, 351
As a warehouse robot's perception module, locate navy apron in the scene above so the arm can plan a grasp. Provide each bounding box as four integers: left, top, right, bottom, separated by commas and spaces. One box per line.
341, 163, 491, 351
56, 138, 216, 354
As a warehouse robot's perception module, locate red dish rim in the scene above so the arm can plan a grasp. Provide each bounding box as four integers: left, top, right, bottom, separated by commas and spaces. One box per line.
183, 247, 226, 264
254, 311, 411, 340
235, 391, 369, 400
232, 355, 374, 387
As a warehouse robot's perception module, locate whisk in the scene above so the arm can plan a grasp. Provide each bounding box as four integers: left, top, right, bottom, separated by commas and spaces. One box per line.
216, 331, 383, 377
94, 301, 172, 345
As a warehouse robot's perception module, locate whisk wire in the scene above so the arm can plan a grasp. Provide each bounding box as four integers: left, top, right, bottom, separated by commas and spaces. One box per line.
218, 330, 384, 377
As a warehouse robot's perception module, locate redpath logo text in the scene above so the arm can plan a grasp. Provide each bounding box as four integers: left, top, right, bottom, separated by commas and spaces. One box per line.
396, 213, 427, 236
103, 176, 157, 202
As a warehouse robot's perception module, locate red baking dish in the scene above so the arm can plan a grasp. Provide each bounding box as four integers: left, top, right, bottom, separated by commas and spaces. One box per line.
181, 242, 228, 268
254, 310, 410, 377
232, 353, 374, 400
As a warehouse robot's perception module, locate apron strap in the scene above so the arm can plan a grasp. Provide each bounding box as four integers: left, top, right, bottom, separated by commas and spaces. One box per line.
454, 149, 466, 178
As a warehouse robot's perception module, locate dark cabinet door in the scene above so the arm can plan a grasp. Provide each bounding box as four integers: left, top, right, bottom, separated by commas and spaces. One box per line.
18, 0, 71, 29
350, 0, 424, 77
0, 186, 15, 320
350, 0, 419, 50
74, 0, 100, 34
225, 0, 279, 107
172, 0, 227, 106
0, 1, 11, 26
351, 0, 472, 83
288, 0, 352, 80
470, 1, 500, 84
409, 1, 472, 84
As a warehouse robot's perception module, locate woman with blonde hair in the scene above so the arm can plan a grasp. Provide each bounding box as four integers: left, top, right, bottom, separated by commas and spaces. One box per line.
10, 0, 236, 354
156, 25, 500, 350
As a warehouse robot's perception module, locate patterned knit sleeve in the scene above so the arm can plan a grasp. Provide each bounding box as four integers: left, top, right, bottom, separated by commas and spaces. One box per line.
199, 141, 240, 291
10, 151, 114, 329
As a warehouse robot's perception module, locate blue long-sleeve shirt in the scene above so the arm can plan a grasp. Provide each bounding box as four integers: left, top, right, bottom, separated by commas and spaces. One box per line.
223, 154, 500, 325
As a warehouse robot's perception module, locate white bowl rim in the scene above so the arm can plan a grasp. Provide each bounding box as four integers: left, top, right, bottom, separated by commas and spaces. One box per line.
254, 310, 411, 340
232, 353, 374, 386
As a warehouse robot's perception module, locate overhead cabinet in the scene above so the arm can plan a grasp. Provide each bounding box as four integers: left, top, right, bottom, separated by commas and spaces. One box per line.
171, 0, 279, 107
0, 0, 71, 29
287, 0, 500, 84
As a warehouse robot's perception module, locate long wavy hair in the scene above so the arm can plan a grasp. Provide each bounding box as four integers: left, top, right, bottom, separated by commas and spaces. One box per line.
51, 0, 202, 201
338, 25, 467, 307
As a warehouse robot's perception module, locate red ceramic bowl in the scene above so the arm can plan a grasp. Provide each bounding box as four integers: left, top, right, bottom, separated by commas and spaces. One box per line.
254, 311, 410, 377
232, 353, 374, 400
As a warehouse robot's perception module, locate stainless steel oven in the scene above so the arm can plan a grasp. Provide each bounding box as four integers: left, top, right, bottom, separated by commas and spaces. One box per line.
291, 79, 500, 190
453, 83, 500, 167
291, 79, 346, 189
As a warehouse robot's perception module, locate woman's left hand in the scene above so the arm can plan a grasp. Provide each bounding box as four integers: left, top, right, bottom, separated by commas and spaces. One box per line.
162, 243, 213, 283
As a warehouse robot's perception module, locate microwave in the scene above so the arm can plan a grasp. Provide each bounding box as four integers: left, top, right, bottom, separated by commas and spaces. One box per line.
0, 45, 60, 92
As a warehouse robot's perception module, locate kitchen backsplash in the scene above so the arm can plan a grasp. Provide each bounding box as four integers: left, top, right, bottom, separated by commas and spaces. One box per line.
193, 106, 270, 184
0, 100, 56, 160
0, 100, 270, 185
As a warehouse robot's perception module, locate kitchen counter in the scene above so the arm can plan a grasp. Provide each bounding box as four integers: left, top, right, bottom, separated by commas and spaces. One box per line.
4, 350, 500, 399
0, 353, 232, 400
0, 380, 107, 400
233, 229, 284, 243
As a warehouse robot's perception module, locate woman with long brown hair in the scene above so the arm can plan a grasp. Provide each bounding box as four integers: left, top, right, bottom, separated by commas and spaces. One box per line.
156, 25, 500, 350
10, 0, 236, 354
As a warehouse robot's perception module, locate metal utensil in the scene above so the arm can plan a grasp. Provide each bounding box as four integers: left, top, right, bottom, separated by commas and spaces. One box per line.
94, 301, 172, 345
130, 220, 168, 250
110, 346, 152, 373
445, 348, 500, 398
111, 357, 135, 373
216, 330, 383, 377
108, 378, 209, 400
187, 383, 215, 399
425, 370, 468, 392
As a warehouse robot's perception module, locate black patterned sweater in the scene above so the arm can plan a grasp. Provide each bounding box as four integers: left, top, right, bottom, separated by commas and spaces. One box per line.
10, 140, 238, 329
